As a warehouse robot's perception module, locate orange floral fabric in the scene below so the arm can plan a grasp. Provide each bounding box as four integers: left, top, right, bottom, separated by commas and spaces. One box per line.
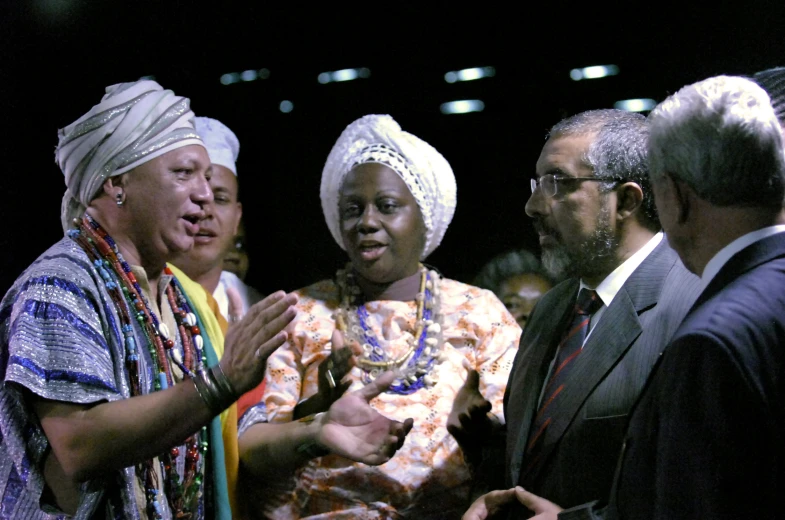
246, 277, 521, 519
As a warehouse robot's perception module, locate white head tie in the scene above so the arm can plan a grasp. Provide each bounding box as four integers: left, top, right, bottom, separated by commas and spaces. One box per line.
55, 79, 203, 232
321, 114, 457, 259
194, 116, 240, 175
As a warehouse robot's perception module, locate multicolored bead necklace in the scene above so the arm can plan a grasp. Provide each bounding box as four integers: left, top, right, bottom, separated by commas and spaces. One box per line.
68, 213, 207, 520
335, 263, 445, 394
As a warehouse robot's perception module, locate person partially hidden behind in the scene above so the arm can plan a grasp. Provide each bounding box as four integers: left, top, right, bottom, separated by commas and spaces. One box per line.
223, 216, 258, 286
237, 114, 522, 519
473, 248, 554, 330
463, 108, 701, 519
170, 116, 263, 327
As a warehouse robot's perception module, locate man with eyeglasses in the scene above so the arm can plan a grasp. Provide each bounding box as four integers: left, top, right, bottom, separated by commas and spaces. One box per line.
464, 109, 701, 519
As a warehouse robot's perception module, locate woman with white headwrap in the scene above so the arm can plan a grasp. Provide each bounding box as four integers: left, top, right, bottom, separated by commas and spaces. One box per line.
237, 114, 521, 519
0, 79, 301, 519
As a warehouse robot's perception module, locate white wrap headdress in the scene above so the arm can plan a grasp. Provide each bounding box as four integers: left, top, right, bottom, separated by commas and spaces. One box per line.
56, 80, 203, 232
321, 114, 457, 259
193, 117, 240, 175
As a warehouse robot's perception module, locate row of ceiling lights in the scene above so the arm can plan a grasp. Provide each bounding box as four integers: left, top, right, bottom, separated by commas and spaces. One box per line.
147, 65, 655, 115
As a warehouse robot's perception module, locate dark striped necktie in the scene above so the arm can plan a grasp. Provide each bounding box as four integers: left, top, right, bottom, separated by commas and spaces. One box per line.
523, 288, 602, 474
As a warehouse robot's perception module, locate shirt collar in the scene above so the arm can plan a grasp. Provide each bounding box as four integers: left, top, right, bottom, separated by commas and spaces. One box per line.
701, 225, 785, 286
580, 232, 663, 307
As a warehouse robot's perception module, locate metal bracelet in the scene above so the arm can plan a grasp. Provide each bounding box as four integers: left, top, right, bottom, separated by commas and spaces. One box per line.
192, 369, 223, 415
210, 364, 238, 402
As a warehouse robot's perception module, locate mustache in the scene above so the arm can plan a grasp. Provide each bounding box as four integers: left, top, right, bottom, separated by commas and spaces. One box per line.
533, 219, 559, 238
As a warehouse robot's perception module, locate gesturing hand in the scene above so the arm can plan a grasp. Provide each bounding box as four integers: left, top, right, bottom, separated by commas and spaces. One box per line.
226, 285, 245, 325
516, 488, 562, 520
293, 329, 359, 419
318, 371, 414, 465
220, 290, 298, 395
447, 368, 499, 466
462, 487, 528, 520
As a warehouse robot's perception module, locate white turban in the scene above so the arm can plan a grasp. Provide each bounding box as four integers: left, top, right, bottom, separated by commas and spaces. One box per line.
321, 114, 457, 259
55, 80, 203, 232
194, 117, 240, 175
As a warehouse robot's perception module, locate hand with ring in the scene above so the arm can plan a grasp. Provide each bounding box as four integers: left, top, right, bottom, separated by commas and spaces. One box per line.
293, 329, 360, 420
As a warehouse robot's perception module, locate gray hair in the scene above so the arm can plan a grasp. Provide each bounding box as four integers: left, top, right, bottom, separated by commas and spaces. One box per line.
648, 75, 785, 208
548, 109, 659, 230
753, 66, 785, 126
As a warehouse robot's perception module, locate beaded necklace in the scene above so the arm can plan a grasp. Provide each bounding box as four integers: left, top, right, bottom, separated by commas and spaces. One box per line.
335, 263, 445, 394
68, 214, 208, 520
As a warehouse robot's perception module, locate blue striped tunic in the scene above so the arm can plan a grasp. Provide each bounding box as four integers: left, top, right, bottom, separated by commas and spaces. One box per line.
0, 237, 205, 519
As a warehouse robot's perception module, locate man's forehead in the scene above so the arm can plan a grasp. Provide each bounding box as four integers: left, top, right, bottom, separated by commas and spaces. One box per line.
209, 165, 240, 197
536, 133, 595, 175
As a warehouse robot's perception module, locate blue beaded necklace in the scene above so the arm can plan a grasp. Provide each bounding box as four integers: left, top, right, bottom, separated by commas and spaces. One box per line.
336, 264, 445, 394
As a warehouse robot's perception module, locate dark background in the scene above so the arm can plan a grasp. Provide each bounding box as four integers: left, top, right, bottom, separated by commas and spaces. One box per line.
2, 1, 784, 297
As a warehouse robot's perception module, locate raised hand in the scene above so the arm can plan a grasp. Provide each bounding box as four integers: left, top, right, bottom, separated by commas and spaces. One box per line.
293, 329, 359, 419
318, 371, 414, 465
220, 290, 298, 395
447, 368, 499, 466
226, 285, 245, 325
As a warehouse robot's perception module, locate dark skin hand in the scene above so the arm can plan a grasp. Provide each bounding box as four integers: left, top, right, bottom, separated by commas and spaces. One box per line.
447, 368, 501, 468
293, 329, 361, 419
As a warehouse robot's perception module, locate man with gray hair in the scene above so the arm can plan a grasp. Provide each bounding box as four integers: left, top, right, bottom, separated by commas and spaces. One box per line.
599, 75, 785, 519
464, 109, 701, 519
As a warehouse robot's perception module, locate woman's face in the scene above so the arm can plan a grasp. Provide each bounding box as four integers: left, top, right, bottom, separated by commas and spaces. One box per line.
339, 163, 426, 284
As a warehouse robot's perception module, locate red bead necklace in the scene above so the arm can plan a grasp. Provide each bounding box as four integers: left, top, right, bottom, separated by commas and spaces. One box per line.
69, 214, 208, 519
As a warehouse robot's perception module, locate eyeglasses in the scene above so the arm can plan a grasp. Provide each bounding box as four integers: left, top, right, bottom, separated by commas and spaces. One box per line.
530, 174, 625, 198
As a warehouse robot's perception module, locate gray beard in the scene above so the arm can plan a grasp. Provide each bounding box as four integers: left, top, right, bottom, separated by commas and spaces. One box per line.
541, 204, 619, 282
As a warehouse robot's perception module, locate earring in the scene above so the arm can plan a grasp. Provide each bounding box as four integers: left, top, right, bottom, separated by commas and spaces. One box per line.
116, 192, 124, 206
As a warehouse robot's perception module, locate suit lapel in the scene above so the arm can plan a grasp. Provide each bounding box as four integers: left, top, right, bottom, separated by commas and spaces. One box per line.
521, 239, 678, 483
507, 281, 577, 486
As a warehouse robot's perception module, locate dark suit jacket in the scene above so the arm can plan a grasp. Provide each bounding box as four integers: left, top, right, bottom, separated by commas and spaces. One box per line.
609, 232, 785, 520
503, 237, 701, 517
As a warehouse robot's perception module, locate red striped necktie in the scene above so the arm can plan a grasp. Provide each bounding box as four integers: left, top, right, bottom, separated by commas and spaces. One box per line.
523, 288, 602, 470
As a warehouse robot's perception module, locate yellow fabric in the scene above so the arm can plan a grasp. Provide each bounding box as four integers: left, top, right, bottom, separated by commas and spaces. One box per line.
166, 264, 240, 518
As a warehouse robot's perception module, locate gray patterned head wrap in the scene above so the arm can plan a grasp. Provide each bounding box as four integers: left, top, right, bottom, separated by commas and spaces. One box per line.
55, 79, 203, 232
320, 114, 457, 259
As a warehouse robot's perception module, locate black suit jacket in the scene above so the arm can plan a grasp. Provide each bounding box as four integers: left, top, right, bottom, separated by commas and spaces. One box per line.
608, 232, 785, 520
503, 238, 701, 517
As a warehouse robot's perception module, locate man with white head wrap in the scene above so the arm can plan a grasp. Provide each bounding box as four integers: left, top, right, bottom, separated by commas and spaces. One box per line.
168, 116, 265, 519
237, 114, 520, 519
0, 79, 299, 519
170, 116, 263, 326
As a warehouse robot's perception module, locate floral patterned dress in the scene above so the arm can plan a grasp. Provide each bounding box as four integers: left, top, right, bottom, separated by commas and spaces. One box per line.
239, 276, 521, 519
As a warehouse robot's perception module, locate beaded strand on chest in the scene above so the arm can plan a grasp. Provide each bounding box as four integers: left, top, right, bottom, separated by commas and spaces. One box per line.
335, 264, 447, 394
67, 214, 208, 520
